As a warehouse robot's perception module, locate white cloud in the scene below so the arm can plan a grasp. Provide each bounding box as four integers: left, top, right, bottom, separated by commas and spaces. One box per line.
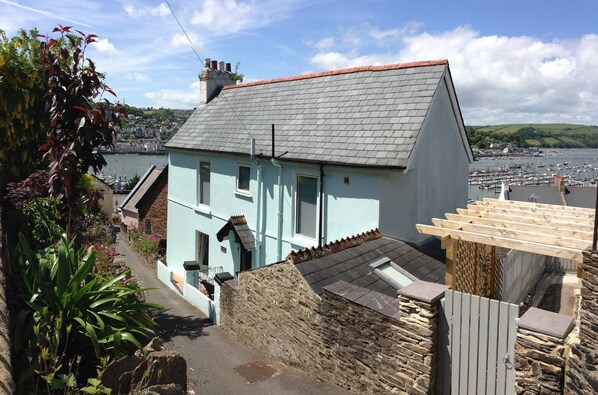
94, 38, 119, 57
144, 81, 201, 109
171, 32, 204, 50
308, 26, 598, 124
307, 37, 335, 50
124, 72, 151, 83
124, 2, 169, 18
369, 21, 422, 41
190, 0, 299, 35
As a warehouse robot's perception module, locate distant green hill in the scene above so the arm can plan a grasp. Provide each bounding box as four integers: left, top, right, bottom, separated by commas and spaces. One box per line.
466, 123, 598, 149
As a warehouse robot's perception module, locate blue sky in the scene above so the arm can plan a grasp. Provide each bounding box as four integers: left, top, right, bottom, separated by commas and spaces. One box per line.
2, 0, 598, 125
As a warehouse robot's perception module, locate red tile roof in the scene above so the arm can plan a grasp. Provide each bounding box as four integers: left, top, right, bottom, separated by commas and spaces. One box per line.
224, 59, 449, 90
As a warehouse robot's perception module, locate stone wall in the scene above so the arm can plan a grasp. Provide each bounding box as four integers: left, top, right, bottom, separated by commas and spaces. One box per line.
220, 260, 322, 370
0, 205, 14, 394
515, 328, 568, 393
319, 286, 440, 394
563, 249, 598, 393
220, 260, 444, 394
137, 175, 167, 239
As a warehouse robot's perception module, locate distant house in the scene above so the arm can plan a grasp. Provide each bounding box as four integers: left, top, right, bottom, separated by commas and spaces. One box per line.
164, 58, 472, 301
91, 174, 114, 217
119, 165, 168, 238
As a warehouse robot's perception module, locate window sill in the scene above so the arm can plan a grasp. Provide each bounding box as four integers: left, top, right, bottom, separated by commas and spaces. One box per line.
235, 190, 252, 198
289, 234, 318, 248
194, 204, 212, 216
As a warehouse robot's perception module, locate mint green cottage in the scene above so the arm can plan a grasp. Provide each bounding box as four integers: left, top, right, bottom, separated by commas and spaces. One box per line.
163, 59, 472, 315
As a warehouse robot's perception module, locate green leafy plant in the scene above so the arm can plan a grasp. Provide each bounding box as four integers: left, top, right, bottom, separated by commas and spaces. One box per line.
21, 196, 63, 250
137, 234, 159, 257
123, 174, 140, 191
14, 233, 159, 392
0, 28, 48, 179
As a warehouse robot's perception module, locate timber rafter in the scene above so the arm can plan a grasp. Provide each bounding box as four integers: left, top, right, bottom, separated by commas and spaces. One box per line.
417, 198, 596, 265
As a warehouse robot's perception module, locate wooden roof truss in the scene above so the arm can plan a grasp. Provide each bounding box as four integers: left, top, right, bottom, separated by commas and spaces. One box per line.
417, 198, 595, 265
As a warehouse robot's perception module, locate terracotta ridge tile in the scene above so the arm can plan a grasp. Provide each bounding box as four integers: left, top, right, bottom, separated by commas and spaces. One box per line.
223, 59, 448, 90
287, 229, 382, 264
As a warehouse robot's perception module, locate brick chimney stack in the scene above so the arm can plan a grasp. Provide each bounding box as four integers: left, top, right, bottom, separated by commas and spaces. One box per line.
199, 58, 236, 106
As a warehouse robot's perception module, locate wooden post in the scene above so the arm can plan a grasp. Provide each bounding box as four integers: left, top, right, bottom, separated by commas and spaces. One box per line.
445, 238, 455, 287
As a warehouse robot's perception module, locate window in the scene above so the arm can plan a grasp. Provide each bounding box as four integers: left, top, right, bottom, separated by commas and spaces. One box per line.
236, 165, 251, 193
370, 258, 417, 289
295, 175, 318, 239
198, 161, 210, 206
197, 231, 209, 268
144, 219, 152, 235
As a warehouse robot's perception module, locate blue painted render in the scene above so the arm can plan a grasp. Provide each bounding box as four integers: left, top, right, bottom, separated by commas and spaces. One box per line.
166, 150, 380, 277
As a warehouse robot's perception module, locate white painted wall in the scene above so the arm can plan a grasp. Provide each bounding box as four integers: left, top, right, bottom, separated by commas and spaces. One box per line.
379, 79, 469, 244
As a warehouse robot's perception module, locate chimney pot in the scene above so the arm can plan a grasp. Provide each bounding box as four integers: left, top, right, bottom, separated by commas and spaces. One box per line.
226, 63, 232, 72
204, 58, 211, 68
211, 60, 218, 70
219, 61, 225, 71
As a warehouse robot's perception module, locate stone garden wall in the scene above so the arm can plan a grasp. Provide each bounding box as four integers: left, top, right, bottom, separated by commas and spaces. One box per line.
563, 249, 598, 393
220, 260, 445, 394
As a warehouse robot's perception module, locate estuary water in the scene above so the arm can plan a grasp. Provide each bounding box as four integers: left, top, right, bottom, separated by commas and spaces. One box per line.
98, 153, 168, 182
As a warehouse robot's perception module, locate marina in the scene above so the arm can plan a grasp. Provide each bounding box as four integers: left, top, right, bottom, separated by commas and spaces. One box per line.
468, 149, 598, 200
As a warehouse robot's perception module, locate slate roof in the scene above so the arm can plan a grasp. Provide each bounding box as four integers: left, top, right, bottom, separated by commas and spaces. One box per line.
120, 165, 167, 213
290, 229, 445, 298
167, 60, 452, 168
508, 185, 597, 209
216, 215, 256, 250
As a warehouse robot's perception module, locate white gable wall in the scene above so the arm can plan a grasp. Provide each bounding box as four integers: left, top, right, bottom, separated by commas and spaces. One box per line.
379, 79, 469, 244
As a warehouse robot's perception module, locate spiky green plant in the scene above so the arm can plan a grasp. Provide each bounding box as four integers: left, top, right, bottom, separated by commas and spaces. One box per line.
14, 233, 159, 393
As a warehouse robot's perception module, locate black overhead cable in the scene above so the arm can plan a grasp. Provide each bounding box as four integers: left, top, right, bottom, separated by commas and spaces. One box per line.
164, 0, 262, 153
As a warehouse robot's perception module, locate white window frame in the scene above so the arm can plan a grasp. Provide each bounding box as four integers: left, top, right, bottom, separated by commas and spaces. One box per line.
293, 172, 320, 242
196, 160, 210, 209
369, 258, 417, 290
235, 164, 251, 196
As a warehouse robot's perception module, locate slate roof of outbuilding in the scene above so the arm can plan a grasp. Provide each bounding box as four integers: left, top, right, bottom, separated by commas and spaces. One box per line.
289, 229, 445, 298
120, 165, 167, 213
166, 60, 451, 168
508, 185, 597, 209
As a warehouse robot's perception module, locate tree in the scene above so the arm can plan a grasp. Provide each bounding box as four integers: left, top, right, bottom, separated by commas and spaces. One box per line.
0, 28, 48, 180
39, 26, 126, 234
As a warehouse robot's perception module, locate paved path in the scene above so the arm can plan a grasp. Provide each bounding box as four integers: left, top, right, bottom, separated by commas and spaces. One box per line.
116, 237, 354, 395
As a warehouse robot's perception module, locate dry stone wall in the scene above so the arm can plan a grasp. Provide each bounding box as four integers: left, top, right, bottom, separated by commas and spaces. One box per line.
515, 329, 568, 393
563, 249, 598, 393
220, 260, 443, 394
219, 260, 323, 370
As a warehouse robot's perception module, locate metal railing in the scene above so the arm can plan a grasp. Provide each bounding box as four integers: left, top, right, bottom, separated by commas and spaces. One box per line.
192, 266, 223, 286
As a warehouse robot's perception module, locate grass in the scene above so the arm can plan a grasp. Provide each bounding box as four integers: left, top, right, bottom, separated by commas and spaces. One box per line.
525, 139, 542, 147
473, 123, 598, 135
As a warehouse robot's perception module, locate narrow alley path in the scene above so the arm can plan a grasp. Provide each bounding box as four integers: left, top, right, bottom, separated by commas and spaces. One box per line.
115, 237, 353, 395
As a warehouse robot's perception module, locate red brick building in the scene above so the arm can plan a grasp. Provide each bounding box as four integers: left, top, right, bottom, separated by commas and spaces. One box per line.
119, 165, 168, 239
